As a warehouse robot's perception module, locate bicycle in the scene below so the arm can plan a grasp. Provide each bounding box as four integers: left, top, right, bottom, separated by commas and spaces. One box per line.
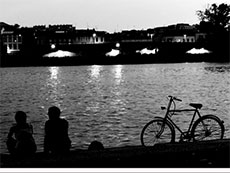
140, 95, 225, 146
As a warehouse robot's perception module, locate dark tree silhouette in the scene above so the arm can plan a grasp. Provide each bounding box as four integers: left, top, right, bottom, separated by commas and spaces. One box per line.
197, 3, 230, 30
196, 3, 230, 62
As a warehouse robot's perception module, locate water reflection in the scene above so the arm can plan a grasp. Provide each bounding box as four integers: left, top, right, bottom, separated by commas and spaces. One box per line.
111, 65, 126, 114
46, 67, 63, 108
1, 63, 230, 153
86, 65, 126, 115
49, 66, 59, 80
90, 65, 102, 80
113, 65, 123, 85
86, 65, 103, 113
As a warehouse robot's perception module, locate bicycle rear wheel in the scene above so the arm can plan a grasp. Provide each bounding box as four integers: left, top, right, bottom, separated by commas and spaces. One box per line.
140, 119, 175, 147
191, 115, 225, 141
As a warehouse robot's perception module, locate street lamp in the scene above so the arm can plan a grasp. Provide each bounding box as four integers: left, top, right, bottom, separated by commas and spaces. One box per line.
51, 44, 56, 49
93, 33, 96, 43
116, 43, 120, 48
183, 34, 187, 42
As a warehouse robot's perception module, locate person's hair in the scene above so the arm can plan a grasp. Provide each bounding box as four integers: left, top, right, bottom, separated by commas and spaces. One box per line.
15, 111, 27, 124
48, 106, 61, 120
88, 141, 104, 151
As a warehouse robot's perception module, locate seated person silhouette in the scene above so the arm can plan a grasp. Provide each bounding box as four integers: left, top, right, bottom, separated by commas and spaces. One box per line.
44, 106, 71, 155
7, 111, 37, 156
88, 141, 104, 151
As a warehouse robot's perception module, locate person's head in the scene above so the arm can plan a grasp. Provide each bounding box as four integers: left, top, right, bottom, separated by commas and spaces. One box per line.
48, 106, 61, 120
88, 141, 104, 151
15, 111, 27, 124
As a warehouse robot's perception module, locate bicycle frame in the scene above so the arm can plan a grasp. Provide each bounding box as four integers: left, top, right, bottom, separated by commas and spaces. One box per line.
166, 109, 202, 135
141, 96, 225, 146
163, 96, 203, 136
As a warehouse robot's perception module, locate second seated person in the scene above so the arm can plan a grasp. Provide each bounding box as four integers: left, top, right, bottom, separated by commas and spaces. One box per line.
44, 106, 71, 155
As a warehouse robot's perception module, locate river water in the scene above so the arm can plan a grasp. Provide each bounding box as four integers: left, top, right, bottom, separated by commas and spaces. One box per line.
0, 62, 229, 153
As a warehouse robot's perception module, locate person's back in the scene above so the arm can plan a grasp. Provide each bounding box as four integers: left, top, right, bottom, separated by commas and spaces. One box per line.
44, 106, 71, 154
7, 111, 37, 156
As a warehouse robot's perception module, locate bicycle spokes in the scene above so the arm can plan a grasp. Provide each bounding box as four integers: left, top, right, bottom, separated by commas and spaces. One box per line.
141, 119, 174, 146
192, 116, 224, 141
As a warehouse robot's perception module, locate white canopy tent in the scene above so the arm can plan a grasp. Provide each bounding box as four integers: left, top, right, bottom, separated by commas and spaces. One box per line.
43, 50, 76, 58
136, 48, 159, 55
186, 48, 211, 54
105, 49, 120, 57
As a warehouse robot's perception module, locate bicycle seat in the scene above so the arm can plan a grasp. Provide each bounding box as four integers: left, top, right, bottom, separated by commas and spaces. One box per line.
189, 103, 202, 109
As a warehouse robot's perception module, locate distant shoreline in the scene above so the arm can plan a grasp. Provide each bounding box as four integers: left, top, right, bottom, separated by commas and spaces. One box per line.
1, 53, 229, 68
1, 41, 229, 67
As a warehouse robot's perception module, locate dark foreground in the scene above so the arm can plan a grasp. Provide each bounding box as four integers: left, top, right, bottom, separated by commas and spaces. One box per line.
0, 139, 229, 168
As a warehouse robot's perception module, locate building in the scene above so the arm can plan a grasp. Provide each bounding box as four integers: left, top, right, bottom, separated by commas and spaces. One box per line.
0, 23, 23, 54
74, 29, 106, 44
195, 32, 207, 43
152, 23, 198, 43
34, 24, 76, 47
2, 31, 22, 54
119, 30, 152, 43
34, 25, 107, 47
162, 34, 196, 43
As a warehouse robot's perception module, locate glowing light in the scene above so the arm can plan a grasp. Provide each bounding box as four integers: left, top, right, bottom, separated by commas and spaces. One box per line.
136, 48, 158, 55
51, 44, 56, 49
43, 50, 76, 58
7, 45, 19, 54
7, 46, 13, 54
105, 49, 120, 57
186, 48, 211, 54
116, 43, 120, 48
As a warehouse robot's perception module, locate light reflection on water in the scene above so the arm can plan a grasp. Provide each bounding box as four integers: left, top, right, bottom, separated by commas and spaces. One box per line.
90, 65, 102, 80
111, 65, 126, 113
46, 67, 63, 108
0, 63, 229, 153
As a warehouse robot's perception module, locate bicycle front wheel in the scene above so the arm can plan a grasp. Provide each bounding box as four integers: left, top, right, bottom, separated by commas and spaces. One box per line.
140, 119, 175, 147
191, 115, 225, 141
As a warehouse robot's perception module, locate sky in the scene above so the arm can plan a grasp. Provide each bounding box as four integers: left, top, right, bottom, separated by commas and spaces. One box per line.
0, 0, 229, 32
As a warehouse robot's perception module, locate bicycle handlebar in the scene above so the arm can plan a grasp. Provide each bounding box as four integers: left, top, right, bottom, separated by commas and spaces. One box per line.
168, 95, 182, 102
